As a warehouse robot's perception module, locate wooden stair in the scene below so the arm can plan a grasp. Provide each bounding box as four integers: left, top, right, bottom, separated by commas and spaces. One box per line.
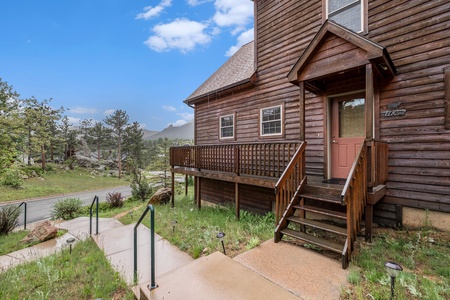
276, 182, 351, 269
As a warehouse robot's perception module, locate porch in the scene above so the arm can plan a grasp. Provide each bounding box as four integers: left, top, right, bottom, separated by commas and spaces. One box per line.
170, 140, 388, 268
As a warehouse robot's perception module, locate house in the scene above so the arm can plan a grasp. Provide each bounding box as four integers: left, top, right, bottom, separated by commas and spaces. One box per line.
170, 0, 450, 268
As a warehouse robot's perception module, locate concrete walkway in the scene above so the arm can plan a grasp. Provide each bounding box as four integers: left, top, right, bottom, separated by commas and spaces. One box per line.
1, 218, 350, 300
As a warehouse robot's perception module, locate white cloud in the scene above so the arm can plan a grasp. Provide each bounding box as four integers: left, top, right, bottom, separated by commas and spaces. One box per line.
187, 0, 212, 6
225, 27, 254, 56
213, 0, 253, 29
163, 105, 177, 111
178, 112, 194, 121
169, 119, 188, 127
103, 109, 115, 115
67, 116, 81, 126
69, 106, 97, 114
136, 0, 172, 20
144, 18, 211, 53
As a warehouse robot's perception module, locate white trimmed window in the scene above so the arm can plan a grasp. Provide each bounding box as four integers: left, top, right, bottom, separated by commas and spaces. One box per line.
260, 105, 283, 136
220, 114, 234, 139
326, 0, 364, 33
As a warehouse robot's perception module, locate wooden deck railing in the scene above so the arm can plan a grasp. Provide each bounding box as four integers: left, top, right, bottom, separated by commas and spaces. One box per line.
273, 142, 306, 226
341, 142, 367, 266
170, 142, 301, 178
367, 140, 389, 187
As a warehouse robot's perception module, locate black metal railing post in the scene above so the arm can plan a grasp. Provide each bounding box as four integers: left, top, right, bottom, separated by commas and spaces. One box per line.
16, 202, 27, 230
134, 204, 157, 289
89, 195, 99, 235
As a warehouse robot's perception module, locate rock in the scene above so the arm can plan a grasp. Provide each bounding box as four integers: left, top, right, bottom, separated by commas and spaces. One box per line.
148, 188, 172, 205
21, 221, 58, 244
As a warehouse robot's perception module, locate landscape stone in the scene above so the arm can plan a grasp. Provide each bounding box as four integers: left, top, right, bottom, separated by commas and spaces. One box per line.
148, 188, 172, 205
21, 221, 58, 244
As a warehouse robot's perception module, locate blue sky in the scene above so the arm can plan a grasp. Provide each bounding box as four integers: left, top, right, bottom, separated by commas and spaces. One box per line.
0, 0, 254, 131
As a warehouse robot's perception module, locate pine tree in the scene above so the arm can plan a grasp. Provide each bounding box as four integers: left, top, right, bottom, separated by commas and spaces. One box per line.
104, 109, 129, 178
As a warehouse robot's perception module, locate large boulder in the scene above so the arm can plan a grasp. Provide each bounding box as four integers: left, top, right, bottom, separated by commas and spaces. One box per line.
148, 188, 172, 205
21, 221, 58, 244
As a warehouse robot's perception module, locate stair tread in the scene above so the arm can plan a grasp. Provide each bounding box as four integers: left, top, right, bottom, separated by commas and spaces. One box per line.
294, 204, 347, 219
281, 228, 344, 254
300, 192, 341, 204
287, 216, 347, 236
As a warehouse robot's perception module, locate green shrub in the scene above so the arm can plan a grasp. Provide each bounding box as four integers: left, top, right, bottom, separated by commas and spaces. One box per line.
22, 165, 45, 177
106, 192, 123, 208
130, 171, 153, 202
0, 205, 21, 235
51, 198, 83, 220
1, 168, 24, 189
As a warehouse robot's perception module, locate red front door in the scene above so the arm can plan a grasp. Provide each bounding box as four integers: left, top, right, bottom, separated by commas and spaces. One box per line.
330, 94, 365, 179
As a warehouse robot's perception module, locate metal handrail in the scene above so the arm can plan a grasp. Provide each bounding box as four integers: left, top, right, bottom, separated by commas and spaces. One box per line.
89, 195, 99, 235
16, 202, 27, 230
133, 204, 157, 289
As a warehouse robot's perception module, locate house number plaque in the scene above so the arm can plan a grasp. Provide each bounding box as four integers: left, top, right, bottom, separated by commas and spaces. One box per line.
381, 101, 406, 117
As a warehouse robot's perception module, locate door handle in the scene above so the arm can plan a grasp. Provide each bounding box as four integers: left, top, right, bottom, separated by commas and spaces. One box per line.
332, 140, 338, 144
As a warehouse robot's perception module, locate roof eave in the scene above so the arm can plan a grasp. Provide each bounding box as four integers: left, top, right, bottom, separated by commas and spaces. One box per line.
184, 73, 256, 106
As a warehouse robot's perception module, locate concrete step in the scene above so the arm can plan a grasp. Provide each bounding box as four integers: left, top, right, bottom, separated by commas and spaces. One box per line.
137, 251, 302, 300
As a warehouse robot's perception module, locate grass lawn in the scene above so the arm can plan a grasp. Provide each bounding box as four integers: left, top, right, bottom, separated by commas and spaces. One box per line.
342, 227, 450, 299
0, 164, 129, 202
120, 190, 276, 259
0, 239, 135, 300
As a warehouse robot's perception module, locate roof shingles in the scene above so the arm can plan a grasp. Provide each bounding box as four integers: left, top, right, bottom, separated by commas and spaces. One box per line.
185, 41, 255, 103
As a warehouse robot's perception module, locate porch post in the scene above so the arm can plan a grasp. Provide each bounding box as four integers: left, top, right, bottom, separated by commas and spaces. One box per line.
171, 171, 175, 208
196, 177, 201, 209
365, 64, 374, 139
235, 182, 240, 220
299, 81, 306, 141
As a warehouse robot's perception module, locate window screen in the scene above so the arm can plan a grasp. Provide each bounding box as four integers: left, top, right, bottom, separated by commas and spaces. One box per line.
261, 106, 282, 136
220, 115, 234, 139
328, 0, 362, 32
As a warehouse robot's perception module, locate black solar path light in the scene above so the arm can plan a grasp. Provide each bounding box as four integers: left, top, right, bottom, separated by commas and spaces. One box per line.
217, 232, 226, 255
66, 237, 76, 254
385, 261, 403, 299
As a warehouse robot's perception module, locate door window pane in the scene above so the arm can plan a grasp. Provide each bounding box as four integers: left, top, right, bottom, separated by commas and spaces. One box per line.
339, 98, 365, 137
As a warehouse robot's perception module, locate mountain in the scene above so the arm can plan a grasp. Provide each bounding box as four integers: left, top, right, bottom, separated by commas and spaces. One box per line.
144, 122, 194, 141
142, 129, 159, 139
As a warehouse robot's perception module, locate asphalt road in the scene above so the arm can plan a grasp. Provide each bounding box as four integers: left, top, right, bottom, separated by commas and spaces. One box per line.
0, 186, 132, 227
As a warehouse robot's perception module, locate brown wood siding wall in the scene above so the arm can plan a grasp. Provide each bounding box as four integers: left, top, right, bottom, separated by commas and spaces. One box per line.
201, 178, 273, 215
367, 0, 450, 213
193, 0, 450, 218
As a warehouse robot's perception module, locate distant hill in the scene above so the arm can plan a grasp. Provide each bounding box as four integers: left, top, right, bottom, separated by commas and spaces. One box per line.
142, 129, 158, 139
145, 122, 194, 141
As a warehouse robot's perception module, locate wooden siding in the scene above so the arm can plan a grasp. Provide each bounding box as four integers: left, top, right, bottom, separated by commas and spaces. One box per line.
201, 178, 273, 215
367, 1, 450, 214
191, 0, 450, 221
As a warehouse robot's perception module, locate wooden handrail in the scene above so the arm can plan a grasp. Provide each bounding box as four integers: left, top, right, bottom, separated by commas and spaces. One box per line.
274, 142, 306, 224
341, 142, 367, 261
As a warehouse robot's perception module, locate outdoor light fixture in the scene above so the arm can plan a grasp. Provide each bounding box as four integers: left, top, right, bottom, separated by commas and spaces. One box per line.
66, 237, 76, 254
216, 232, 226, 255
171, 220, 177, 233
385, 261, 403, 299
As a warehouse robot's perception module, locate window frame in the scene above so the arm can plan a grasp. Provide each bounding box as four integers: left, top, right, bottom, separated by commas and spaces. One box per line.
323, 0, 368, 34
260, 105, 284, 137
219, 113, 235, 140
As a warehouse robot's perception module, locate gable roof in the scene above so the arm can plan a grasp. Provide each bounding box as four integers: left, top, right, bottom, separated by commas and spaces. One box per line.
184, 41, 255, 105
287, 20, 396, 86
